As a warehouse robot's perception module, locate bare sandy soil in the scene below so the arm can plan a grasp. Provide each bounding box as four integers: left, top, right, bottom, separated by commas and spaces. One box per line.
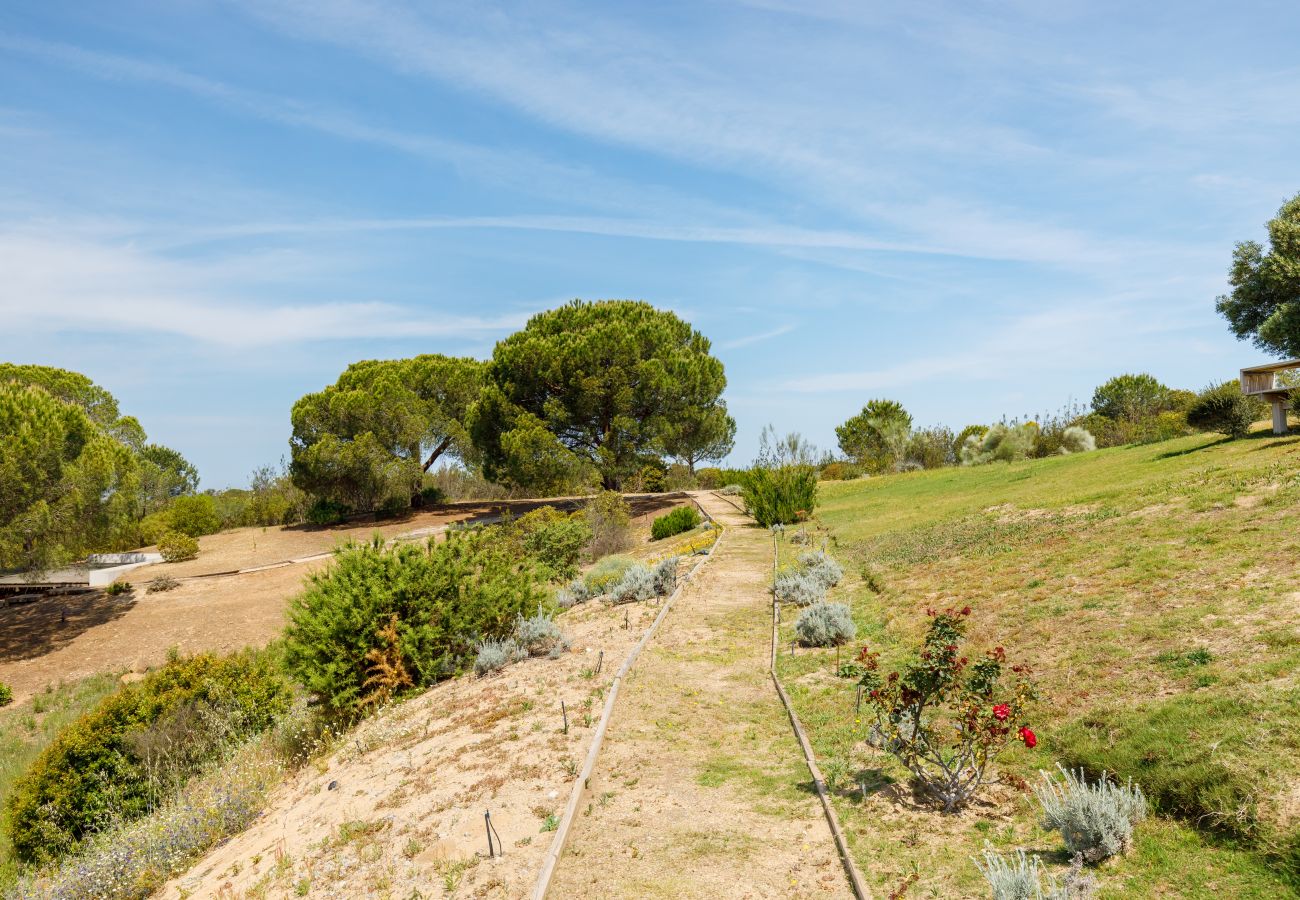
0, 496, 685, 707
159, 533, 713, 899
548, 494, 851, 899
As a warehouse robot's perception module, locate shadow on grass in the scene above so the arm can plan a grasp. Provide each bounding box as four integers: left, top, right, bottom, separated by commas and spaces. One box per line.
1156, 436, 1233, 459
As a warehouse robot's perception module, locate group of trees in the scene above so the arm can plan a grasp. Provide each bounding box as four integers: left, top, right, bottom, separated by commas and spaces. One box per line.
0, 365, 201, 572
290, 301, 736, 515
827, 371, 1270, 478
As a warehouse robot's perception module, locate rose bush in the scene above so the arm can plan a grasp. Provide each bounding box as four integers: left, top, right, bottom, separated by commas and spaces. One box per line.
857, 606, 1037, 811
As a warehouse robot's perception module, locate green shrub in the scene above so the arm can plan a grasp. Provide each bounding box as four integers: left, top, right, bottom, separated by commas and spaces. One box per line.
165, 494, 221, 538
137, 510, 172, 547
905, 426, 956, 469
742, 465, 818, 527
1187, 381, 1266, 438
419, 485, 446, 506
694, 467, 723, 489
104, 580, 132, 597
584, 491, 632, 558
6, 650, 292, 865
305, 497, 350, 526
663, 463, 697, 492
0, 683, 11, 707
157, 531, 199, 563
818, 461, 862, 481
509, 507, 592, 581
583, 554, 636, 594
961, 422, 1036, 465
283, 529, 543, 717
650, 505, 700, 540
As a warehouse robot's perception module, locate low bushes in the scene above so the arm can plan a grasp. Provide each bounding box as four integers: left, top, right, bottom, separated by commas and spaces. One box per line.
473, 611, 570, 676
610, 563, 656, 604
283, 528, 543, 716
6, 650, 293, 865
650, 505, 700, 540
157, 531, 198, 563
583, 555, 636, 595
505, 507, 592, 581
773, 571, 825, 606
473, 638, 525, 676
145, 575, 179, 593
975, 847, 1096, 900
742, 465, 818, 527
0, 683, 11, 707
1035, 765, 1146, 863
305, 498, 350, 526
1186, 381, 1266, 438
584, 491, 633, 558
794, 601, 855, 646
8, 734, 289, 900
650, 556, 679, 595
773, 549, 843, 606
513, 610, 569, 658
797, 550, 842, 588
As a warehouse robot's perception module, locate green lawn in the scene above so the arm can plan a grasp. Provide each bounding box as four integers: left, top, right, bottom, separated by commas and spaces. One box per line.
778, 429, 1300, 898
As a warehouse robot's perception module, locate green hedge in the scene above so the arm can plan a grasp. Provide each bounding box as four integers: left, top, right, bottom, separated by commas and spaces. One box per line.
6, 650, 292, 865
741, 465, 819, 527
650, 506, 700, 540
283, 528, 543, 717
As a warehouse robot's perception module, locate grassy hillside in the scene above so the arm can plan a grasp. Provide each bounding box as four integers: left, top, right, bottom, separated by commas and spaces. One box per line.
779, 429, 1300, 898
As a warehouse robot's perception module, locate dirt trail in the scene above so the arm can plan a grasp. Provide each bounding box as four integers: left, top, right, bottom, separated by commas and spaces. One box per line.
548, 494, 852, 899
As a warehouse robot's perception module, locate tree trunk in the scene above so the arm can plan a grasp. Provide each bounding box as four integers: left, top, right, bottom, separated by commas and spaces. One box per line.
422, 436, 453, 472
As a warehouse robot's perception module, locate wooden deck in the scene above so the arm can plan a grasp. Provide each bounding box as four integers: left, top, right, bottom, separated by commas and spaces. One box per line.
1240, 359, 1300, 433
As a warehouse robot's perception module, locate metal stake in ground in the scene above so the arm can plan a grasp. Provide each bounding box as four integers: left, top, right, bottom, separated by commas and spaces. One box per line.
561, 700, 568, 734
596, 650, 604, 675
485, 810, 502, 858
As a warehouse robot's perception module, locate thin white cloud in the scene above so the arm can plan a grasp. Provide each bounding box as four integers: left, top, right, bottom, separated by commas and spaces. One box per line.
718, 323, 796, 350
0, 229, 529, 347
780, 300, 1206, 393
228, 0, 1142, 269
0, 34, 731, 222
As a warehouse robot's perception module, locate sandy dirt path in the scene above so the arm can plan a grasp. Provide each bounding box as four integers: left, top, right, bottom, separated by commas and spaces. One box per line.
548, 494, 852, 899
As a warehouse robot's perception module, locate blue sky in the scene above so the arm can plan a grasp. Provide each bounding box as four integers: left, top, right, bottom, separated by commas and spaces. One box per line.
2, 1, 1297, 488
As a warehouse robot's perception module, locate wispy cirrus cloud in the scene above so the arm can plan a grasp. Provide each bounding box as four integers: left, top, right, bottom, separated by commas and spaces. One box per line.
0, 227, 530, 347
718, 324, 796, 351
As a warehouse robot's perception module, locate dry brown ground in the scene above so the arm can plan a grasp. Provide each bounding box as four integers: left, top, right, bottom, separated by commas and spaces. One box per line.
547, 494, 852, 899
159, 593, 668, 900
0, 496, 685, 707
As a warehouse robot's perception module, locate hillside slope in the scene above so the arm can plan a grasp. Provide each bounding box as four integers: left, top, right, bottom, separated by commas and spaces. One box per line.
782, 429, 1300, 898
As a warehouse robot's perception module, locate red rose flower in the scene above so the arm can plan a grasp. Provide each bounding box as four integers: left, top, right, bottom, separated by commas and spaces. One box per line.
993, 703, 1010, 721
1018, 726, 1037, 748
